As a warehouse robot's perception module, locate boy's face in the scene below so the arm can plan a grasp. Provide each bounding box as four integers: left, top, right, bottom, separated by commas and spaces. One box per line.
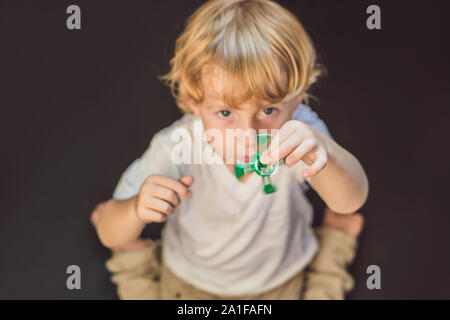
187, 66, 301, 163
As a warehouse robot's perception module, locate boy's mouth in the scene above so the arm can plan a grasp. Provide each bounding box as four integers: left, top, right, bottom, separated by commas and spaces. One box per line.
237, 155, 252, 163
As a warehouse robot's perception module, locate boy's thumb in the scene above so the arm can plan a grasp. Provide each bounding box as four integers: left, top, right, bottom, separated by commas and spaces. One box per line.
180, 175, 194, 187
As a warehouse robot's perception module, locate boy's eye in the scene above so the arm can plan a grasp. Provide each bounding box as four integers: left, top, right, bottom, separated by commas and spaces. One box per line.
218, 110, 231, 118
262, 107, 275, 115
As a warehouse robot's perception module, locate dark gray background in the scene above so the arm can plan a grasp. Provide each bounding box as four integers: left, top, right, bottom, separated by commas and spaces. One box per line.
1, 0, 449, 299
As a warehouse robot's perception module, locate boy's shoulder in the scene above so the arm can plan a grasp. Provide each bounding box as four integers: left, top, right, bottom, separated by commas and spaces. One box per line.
151, 113, 201, 147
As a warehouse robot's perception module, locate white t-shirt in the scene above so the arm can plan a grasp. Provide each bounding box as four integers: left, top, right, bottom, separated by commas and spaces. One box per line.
112, 108, 324, 296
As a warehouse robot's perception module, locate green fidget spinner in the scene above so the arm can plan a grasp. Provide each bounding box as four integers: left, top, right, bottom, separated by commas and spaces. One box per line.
234, 134, 286, 194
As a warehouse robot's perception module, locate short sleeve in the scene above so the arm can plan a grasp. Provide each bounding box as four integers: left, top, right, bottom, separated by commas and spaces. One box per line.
112, 134, 181, 200
291, 103, 332, 191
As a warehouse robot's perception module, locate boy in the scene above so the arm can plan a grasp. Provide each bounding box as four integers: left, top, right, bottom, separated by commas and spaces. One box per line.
93, 0, 368, 299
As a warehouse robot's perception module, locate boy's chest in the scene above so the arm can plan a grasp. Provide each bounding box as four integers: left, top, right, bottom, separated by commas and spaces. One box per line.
224, 163, 254, 183
180, 162, 300, 217
174, 163, 311, 245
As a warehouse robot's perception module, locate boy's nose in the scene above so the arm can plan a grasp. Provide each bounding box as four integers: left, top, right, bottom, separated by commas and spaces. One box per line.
240, 117, 261, 132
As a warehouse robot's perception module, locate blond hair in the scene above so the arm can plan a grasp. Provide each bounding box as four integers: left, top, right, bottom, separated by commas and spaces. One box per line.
158, 0, 324, 114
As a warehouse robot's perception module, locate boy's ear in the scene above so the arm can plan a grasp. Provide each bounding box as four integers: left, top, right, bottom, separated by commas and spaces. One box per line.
293, 93, 305, 107
285, 94, 304, 116
180, 82, 200, 116
187, 99, 200, 116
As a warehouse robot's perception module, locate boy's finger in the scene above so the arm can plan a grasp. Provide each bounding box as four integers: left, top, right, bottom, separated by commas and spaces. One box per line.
153, 175, 192, 199
180, 175, 195, 187
261, 124, 297, 161
303, 148, 327, 178
262, 133, 301, 165
285, 139, 317, 166
146, 197, 175, 215
138, 207, 167, 223
149, 184, 181, 207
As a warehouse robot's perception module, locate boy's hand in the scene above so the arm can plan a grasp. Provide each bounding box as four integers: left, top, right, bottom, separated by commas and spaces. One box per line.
260, 120, 328, 179
134, 175, 194, 223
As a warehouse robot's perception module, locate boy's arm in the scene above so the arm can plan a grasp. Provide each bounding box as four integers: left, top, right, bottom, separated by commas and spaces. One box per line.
306, 128, 369, 214
97, 173, 193, 249
96, 130, 183, 249
291, 103, 332, 192
271, 104, 368, 213
96, 196, 146, 249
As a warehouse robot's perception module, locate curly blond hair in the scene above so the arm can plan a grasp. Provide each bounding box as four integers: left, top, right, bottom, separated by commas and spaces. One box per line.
158, 0, 324, 114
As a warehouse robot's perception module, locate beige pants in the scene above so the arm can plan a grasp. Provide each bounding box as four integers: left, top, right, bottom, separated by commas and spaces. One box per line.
105, 226, 357, 300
